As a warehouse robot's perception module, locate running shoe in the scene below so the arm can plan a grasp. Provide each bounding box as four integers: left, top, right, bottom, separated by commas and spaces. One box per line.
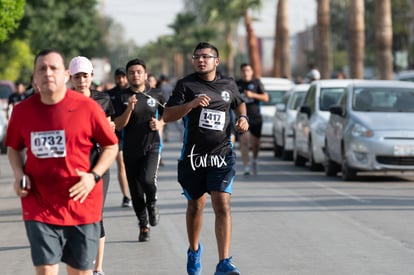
187, 243, 203, 275
214, 257, 240, 275
147, 202, 160, 226
252, 159, 257, 175
138, 226, 150, 242
93, 271, 105, 275
122, 196, 132, 208
243, 166, 251, 176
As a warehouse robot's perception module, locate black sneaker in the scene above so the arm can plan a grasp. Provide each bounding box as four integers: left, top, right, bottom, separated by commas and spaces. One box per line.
138, 226, 150, 242
122, 196, 132, 208
147, 203, 160, 226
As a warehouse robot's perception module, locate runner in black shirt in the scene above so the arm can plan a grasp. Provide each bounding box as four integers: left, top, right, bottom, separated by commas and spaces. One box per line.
164, 42, 248, 275
112, 58, 164, 243
236, 63, 269, 176
107, 67, 132, 208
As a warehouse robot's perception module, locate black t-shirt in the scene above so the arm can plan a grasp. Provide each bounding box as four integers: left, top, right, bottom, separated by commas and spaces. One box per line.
236, 78, 265, 119
91, 90, 115, 117
112, 87, 165, 157
166, 73, 244, 158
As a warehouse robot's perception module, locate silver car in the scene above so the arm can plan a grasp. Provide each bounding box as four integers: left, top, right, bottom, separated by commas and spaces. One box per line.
260, 77, 294, 145
324, 80, 414, 180
273, 84, 309, 159
293, 79, 353, 170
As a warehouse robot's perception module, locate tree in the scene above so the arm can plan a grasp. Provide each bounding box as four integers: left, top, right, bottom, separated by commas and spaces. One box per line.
349, 0, 365, 79
317, 0, 330, 79
0, 0, 25, 43
0, 39, 33, 82
13, 0, 108, 59
186, 0, 263, 77
375, 0, 393, 79
273, 0, 290, 78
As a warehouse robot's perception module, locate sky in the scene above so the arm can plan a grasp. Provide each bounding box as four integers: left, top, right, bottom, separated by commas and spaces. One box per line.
102, 0, 317, 46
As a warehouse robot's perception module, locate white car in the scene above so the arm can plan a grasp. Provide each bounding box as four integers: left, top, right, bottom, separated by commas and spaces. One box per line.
293, 79, 353, 170
273, 84, 309, 159
325, 80, 414, 180
260, 77, 294, 145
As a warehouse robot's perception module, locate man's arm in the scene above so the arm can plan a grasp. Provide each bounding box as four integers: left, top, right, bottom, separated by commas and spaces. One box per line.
244, 90, 269, 102
114, 95, 136, 131
70, 143, 118, 203
163, 94, 210, 122
234, 102, 249, 133
8, 147, 28, 196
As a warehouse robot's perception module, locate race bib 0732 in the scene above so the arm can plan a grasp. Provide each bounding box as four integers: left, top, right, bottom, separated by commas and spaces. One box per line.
199, 108, 225, 131
31, 130, 66, 158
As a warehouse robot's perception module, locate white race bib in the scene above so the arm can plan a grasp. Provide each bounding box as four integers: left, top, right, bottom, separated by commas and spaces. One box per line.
31, 130, 66, 158
199, 108, 225, 131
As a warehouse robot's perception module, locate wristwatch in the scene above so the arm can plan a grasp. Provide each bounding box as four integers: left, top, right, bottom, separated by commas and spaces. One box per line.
91, 171, 101, 183
238, 114, 249, 122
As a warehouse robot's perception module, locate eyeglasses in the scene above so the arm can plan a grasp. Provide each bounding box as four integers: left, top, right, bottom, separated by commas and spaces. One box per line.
192, 54, 217, 60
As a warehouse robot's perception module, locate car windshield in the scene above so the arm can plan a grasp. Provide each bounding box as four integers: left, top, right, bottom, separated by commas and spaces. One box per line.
353, 87, 414, 112
289, 91, 306, 110
0, 85, 12, 99
319, 88, 345, 111
265, 90, 288, 106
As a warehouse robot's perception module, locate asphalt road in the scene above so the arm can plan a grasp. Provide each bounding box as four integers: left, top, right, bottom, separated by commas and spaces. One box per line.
1, 130, 414, 274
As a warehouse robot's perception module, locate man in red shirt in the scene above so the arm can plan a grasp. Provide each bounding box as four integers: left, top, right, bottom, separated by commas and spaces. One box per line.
6, 49, 118, 275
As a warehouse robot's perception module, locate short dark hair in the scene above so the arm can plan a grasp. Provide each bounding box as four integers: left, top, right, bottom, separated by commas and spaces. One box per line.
240, 63, 252, 70
34, 49, 65, 67
193, 42, 219, 58
126, 58, 146, 72
114, 67, 126, 76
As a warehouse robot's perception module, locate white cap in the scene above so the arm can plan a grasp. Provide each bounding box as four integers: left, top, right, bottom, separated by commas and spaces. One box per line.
308, 69, 320, 80
69, 56, 93, 75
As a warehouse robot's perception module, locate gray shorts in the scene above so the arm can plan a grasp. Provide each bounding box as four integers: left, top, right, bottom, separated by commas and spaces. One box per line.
24, 220, 100, 270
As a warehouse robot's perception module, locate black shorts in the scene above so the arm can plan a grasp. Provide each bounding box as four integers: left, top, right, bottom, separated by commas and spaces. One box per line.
25, 221, 100, 270
248, 117, 263, 138
177, 151, 236, 200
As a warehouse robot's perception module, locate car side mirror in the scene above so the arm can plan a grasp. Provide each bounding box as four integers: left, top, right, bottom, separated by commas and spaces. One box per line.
329, 105, 343, 116
299, 105, 311, 118
276, 103, 286, 112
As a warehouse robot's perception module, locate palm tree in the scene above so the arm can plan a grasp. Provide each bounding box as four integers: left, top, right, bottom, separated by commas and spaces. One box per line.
273, 0, 290, 79
375, 0, 393, 79
317, 0, 330, 79
186, 0, 263, 77
349, 0, 365, 79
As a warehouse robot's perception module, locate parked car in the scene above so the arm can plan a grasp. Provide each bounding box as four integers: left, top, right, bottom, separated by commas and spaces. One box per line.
293, 79, 353, 170
397, 70, 414, 82
0, 80, 14, 112
324, 80, 414, 180
260, 77, 294, 145
273, 83, 309, 159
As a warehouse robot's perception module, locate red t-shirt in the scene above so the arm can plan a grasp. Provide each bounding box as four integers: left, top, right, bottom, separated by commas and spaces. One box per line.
5, 90, 118, 226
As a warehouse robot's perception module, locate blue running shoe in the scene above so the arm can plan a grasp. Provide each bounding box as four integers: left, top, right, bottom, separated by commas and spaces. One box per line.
214, 257, 240, 275
187, 243, 203, 275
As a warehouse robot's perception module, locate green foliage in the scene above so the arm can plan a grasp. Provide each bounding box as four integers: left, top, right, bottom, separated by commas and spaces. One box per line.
0, 0, 25, 42
0, 39, 33, 82
14, 0, 107, 59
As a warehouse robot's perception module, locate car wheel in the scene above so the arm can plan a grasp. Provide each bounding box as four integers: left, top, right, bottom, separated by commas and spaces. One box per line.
273, 136, 282, 157
281, 135, 292, 160
324, 140, 340, 176
308, 139, 323, 171
293, 140, 306, 166
325, 156, 340, 176
341, 156, 357, 181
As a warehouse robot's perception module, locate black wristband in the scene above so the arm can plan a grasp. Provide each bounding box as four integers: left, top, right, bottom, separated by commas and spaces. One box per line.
238, 115, 249, 122
91, 171, 101, 183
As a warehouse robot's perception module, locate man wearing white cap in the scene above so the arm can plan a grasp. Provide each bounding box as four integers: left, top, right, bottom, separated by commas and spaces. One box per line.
69, 56, 115, 275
